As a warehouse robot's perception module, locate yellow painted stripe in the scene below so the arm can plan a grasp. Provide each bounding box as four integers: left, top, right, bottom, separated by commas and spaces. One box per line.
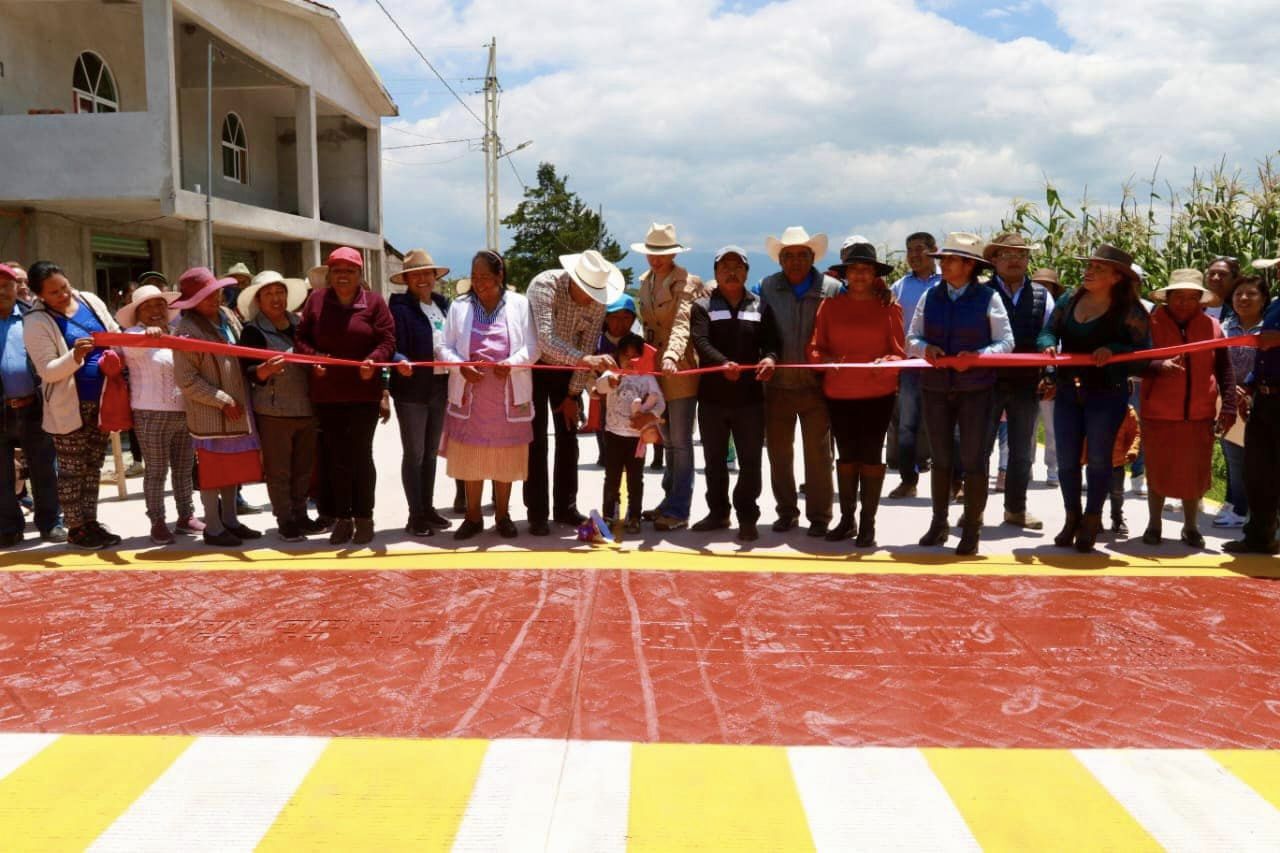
1212, 750, 1280, 811
3, 544, 1274, 579
629, 742, 815, 852
0, 734, 192, 852
924, 749, 1161, 852
258, 737, 489, 852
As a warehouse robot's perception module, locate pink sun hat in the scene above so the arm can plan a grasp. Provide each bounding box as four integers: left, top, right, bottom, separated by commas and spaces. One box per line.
171, 267, 237, 310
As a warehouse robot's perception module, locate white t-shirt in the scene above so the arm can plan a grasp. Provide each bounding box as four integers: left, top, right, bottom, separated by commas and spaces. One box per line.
419, 300, 448, 374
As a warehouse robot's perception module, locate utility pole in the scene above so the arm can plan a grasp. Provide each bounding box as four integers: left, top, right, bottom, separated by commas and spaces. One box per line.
482, 38, 499, 251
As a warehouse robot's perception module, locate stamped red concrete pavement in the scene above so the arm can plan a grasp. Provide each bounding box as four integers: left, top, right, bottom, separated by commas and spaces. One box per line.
3, 568, 1280, 749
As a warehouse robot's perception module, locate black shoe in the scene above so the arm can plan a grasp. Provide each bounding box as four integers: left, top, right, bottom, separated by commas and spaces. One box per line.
641, 509, 660, 522
737, 522, 759, 542
1181, 528, 1205, 549
553, 509, 588, 526
236, 497, 266, 515
455, 518, 484, 540
85, 521, 122, 547
352, 518, 375, 545
1075, 512, 1102, 552
772, 516, 799, 533
806, 521, 829, 538
406, 517, 435, 537
227, 523, 262, 540
422, 509, 451, 530
329, 518, 354, 545
528, 519, 550, 536
40, 525, 67, 543
649, 459, 664, 471
1054, 512, 1082, 548
691, 515, 731, 532
68, 525, 106, 550
1112, 518, 1129, 538
277, 521, 304, 543
1224, 538, 1280, 555
314, 515, 336, 533
496, 516, 518, 538
296, 515, 329, 535
0, 531, 22, 547
1141, 527, 1162, 546
919, 521, 949, 547
204, 529, 242, 547
824, 517, 856, 542
955, 529, 980, 556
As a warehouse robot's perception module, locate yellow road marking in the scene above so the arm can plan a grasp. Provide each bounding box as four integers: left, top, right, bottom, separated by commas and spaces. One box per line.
258, 737, 488, 852
1, 544, 1274, 578
924, 748, 1161, 852
1211, 750, 1280, 811
0, 734, 192, 852
629, 742, 815, 851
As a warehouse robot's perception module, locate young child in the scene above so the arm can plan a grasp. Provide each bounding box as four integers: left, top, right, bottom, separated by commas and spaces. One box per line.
594, 333, 665, 533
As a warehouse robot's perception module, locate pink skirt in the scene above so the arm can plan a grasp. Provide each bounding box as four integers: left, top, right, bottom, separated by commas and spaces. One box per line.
445, 438, 528, 483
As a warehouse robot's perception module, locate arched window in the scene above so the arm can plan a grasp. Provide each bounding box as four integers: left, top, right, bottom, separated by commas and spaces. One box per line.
72, 51, 118, 113
221, 113, 248, 183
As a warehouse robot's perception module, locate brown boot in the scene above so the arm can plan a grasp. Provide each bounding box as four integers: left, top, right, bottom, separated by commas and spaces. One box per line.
825, 462, 860, 541
1054, 511, 1081, 547
1075, 512, 1102, 552
855, 463, 886, 548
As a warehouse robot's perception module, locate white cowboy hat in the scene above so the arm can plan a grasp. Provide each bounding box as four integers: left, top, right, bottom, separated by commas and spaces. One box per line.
1253, 256, 1280, 270
630, 222, 690, 256
390, 248, 450, 284
558, 250, 625, 305
929, 232, 994, 269
1152, 268, 1213, 304
223, 262, 253, 284
115, 283, 179, 328
238, 270, 310, 320
765, 226, 828, 263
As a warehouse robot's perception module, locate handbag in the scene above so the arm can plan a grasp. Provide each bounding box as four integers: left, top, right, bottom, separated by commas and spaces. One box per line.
96, 350, 133, 432
196, 447, 263, 490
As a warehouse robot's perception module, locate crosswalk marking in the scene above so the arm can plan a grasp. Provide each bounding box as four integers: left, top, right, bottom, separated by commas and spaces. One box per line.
88, 735, 327, 852
629, 742, 815, 851
1213, 749, 1280, 811
0, 733, 58, 782
544, 740, 630, 853
788, 745, 981, 851
1077, 749, 1280, 852
451, 738, 576, 851
0, 734, 193, 852
258, 737, 488, 852
924, 748, 1161, 851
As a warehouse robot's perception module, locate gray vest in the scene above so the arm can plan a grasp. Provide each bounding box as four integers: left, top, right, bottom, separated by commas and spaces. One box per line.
247, 313, 313, 418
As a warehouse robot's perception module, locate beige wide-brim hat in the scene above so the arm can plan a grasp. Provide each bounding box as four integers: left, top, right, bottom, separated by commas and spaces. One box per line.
224, 262, 253, 285
765, 226, 828, 263
238, 270, 310, 320
1253, 256, 1280, 270
559, 250, 625, 305
390, 248, 450, 284
630, 222, 691, 256
929, 232, 993, 268
983, 231, 1041, 261
115, 284, 179, 328
1152, 268, 1213, 304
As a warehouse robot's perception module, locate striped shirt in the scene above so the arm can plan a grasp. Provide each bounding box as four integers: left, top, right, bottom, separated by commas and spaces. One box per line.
527, 270, 607, 393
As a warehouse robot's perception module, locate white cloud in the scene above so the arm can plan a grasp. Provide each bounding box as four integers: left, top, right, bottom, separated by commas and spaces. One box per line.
328, 0, 1280, 278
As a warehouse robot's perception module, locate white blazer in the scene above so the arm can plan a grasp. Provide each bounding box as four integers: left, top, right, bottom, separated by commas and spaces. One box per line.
441, 291, 539, 422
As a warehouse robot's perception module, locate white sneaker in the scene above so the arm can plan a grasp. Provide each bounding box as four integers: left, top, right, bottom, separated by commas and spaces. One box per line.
1046, 470, 1059, 485
1212, 506, 1247, 528
1131, 474, 1147, 497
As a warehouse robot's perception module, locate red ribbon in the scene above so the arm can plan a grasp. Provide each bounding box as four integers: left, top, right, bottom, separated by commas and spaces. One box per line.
92, 332, 1260, 375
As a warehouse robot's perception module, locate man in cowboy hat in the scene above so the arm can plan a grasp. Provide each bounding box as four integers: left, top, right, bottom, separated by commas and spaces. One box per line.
0, 263, 63, 546
759, 226, 842, 535
524, 249, 625, 536
983, 232, 1053, 531
888, 232, 941, 499
632, 223, 707, 531
907, 232, 1014, 555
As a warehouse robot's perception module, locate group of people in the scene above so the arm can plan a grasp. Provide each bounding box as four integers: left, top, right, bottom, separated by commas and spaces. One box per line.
2, 222, 1278, 556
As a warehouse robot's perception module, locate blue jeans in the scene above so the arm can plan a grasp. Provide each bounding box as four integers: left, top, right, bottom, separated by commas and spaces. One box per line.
0, 403, 60, 535
986, 379, 1039, 514
396, 394, 447, 521
658, 395, 696, 520
1222, 438, 1248, 516
896, 369, 925, 485
1054, 385, 1129, 515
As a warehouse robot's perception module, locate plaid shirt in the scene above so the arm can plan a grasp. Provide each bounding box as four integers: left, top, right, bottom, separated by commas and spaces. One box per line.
527, 270, 607, 392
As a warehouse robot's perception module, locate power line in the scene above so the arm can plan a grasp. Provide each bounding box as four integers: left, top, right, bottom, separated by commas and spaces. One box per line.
384, 136, 480, 151
372, 0, 486, 128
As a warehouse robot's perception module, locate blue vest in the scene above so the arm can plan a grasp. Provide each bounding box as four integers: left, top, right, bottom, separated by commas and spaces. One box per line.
995, 279, 1048, 380
920, 282, 997, 392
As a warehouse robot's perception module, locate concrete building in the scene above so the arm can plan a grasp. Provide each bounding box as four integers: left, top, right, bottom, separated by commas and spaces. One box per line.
0, 0, 396, 309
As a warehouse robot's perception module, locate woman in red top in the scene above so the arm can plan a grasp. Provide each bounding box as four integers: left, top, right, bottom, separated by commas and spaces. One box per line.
1139, 269, 1236, 548
808, 238, 905, 546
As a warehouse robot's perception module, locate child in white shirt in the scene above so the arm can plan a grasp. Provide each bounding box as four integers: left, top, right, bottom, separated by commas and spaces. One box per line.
593, 334, 665, 532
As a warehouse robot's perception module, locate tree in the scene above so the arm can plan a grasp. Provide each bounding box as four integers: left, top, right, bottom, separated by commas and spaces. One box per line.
501, 162, 632, 291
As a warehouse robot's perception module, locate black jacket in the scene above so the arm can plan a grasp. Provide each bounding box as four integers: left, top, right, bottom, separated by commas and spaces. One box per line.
389, 291, 450, 402
691, 288, 781, 406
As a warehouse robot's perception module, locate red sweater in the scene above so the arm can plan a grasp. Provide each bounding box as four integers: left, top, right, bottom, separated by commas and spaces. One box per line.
807, 295, 905, 399
294, 286, 397, 404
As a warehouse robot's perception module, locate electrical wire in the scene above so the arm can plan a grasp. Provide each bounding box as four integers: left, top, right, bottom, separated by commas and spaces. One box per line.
372, 0, 486, 129
384, 136, 480, 151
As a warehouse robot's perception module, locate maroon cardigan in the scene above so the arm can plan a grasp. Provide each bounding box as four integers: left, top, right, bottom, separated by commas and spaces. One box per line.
294, 286, 397, 404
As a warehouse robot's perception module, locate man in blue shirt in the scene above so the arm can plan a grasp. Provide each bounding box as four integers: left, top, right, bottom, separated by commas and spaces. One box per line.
0, 264, 62, 546
888, 232, 941, 499
1225, 289, 1280, 554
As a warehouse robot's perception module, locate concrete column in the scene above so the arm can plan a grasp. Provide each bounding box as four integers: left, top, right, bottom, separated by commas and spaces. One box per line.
296, 87, 319, 221
185, 220, 210, 268
366, 124, 382, 234
141, 0, 181, 199
303, 239, 321, 272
